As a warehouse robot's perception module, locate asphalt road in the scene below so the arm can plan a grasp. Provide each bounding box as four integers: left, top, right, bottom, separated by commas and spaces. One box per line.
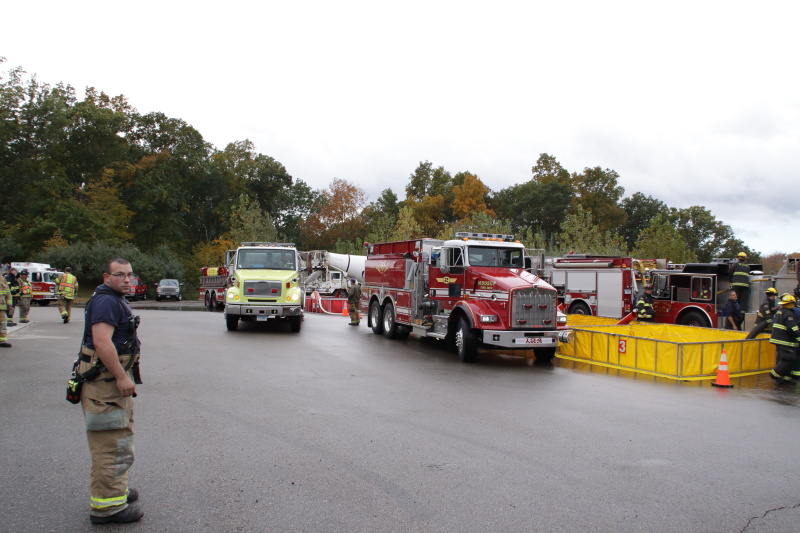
1, 303, 799, 533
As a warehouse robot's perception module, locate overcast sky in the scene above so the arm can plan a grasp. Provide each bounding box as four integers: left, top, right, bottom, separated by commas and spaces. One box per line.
3, 1, 798, 255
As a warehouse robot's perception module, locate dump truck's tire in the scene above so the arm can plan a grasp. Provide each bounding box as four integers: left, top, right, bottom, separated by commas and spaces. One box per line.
456, 317, 477, 363
289, 316, 302, 333
225, 313, 239, 331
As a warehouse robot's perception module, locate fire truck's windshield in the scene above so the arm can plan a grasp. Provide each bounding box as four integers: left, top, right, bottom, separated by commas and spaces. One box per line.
237, 249, 296, 270
467, 246, 523, 268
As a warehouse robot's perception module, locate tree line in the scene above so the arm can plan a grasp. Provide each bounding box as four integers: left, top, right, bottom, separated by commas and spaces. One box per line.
0, 59, 768, 290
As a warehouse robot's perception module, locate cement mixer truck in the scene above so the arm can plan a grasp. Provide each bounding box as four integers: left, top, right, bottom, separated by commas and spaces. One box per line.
300, 251, 366, 296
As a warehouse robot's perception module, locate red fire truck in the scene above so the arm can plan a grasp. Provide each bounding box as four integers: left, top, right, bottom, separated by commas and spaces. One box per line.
11, 262, 60, 306
199, 266, 229, 311
360, 232, 571, 363
542, 255, 646, 319
648, 259, 764, 328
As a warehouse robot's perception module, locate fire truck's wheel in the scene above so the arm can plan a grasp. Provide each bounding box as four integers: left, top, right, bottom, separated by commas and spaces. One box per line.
570, 302, 591, 315
455, 317, 477, 363
289, 316, 302, 332
534, 347, 556, 364
207, 293, 216, 312
680, 311, 710, 328
383, 302, 399, 339
370, 301, 384, 335
225, 313, 239, 331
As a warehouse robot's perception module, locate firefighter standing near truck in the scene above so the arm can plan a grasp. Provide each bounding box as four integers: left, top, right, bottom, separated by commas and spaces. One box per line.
347, 278, 361, 326
730, 252, 751, 312
16, 269, 32, 323
636, 285, 655, 322
55, 266, 79, 323
755, 287, 779, 333
769, 293, 800, 383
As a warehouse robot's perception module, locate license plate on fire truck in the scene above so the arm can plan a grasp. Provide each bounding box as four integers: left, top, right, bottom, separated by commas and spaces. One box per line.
514, 337, 555, 345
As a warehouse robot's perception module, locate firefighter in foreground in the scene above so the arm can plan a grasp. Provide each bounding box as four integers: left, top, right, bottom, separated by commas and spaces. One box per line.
755, 287, 779, 333
730, 252, 751, 312
55, 266, 79, 323
79, 258, 143, 523
347, 277, 361, 326
636, 285, 655, 322
0, 274, 11, 347
769, 293, 800, 384
16, 269, 32, 323
5, 267, 19, 326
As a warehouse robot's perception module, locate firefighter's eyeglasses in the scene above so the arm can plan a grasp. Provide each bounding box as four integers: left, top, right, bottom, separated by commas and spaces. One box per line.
108, 273, 136, 280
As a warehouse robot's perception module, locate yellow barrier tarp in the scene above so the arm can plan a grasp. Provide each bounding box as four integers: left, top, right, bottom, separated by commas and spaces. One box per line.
558, 321, 773, 380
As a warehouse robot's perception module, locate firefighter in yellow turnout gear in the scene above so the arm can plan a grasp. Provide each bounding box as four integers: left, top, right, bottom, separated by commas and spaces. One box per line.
55, 266, 79, 323
347, 278, 361, 326
0, 275, 11, 347
17, 269, 33, 323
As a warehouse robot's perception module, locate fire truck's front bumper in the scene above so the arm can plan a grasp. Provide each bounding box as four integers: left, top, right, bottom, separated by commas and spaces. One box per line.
480, 329, 572, 349
225, 304, 304, 319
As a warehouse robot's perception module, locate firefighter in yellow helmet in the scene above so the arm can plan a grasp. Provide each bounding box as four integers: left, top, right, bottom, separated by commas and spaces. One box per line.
769, 293, 800, 383
755, 287, 778, 333
729, 252, 751, 312
54, 266, 79, 323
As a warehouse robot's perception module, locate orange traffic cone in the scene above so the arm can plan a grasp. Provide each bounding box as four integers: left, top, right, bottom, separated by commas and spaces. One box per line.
711, 349, 734, 388
341, 305, 349, 317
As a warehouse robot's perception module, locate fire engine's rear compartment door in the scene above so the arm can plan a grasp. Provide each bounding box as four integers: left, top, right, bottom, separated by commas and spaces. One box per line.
597, 271, 623, 318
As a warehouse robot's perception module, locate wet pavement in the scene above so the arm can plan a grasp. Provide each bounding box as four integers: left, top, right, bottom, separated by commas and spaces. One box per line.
1, 307, 799, 532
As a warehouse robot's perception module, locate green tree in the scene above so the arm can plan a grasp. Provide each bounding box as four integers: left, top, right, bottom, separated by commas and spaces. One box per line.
228, 193, 279, 244
668, 206, 746, 262
620, 193, 669, 250
568, 166, 627, 233
632, 214, 696, 263
552, 206, 627, 256
531, 153, 570, 185
390, 206, 423, 241
491, 180, 573, 239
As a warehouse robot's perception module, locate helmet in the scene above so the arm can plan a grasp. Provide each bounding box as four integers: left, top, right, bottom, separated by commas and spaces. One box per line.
644, 285, 653, 291
737, 252, 747, 259
765, 287, 777, 295
779, 294, 796, 307
19, 269, 28, 275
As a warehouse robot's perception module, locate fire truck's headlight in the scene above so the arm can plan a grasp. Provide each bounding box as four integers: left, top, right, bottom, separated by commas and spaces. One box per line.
479, 314, 498, 323
287, 293, 300, 302
557, 314, 568, 326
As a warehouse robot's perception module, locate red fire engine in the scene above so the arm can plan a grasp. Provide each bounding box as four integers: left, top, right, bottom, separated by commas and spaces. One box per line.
648, 259, 764, 328
11, 262, 60, 306
543, 255, 644, 319
199, 266, 228, 311
361, 232, 571, 363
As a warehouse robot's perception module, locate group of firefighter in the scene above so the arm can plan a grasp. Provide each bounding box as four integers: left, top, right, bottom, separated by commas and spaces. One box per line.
0, 266, 79, 348
633, 252, 800, 384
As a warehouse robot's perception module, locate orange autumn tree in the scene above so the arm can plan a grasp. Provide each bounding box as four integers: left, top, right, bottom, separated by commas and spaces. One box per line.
452, 173, 495, 220
302, 178, 367, 249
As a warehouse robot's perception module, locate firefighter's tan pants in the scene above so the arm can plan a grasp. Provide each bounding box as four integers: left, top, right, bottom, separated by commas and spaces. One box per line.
348, 302, 360, 324
0, 309, 7, 342
18, 297, 30, 320
80, 355, 135, 517
58, 297, 74, 318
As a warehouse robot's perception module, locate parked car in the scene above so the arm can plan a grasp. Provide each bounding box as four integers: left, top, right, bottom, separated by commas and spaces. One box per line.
155, 279, 182, 301
126, 277, 148, 301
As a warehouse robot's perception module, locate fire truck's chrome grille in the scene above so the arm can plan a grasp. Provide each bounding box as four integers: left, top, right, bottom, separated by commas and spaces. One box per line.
243, 281, 282, 297
511, 287, 556, 329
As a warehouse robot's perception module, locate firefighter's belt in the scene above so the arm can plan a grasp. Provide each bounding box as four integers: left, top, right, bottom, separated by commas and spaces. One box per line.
80, 345, 135, 364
